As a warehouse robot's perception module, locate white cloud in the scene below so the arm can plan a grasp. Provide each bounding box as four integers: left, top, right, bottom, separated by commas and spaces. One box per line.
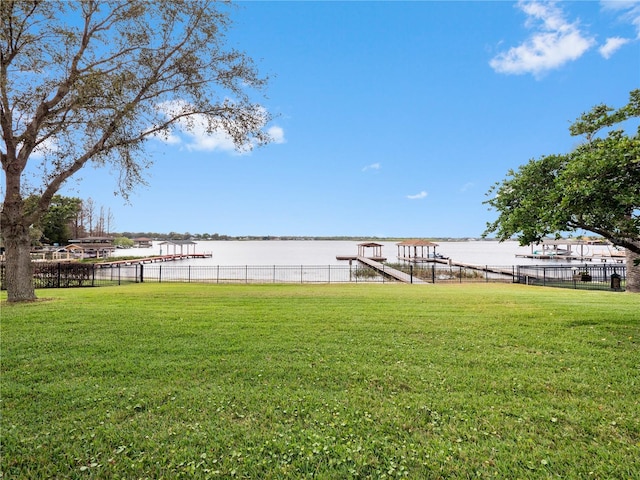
599, 36, 630, 58
184, 126, 237, 152
153, 100, 238, 152
601, 0, 640, 38
490, 1, 595, 77
406, 191, 428, 200
150, 129, 181, 145
362, 162, 381, 172
30, 136, 59, 159
460, 182, 474, 193
267, 125, 286, 144
154, 99, 284, 153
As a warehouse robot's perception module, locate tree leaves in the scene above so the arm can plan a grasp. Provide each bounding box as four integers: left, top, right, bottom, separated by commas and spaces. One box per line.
484, 90, 640, 255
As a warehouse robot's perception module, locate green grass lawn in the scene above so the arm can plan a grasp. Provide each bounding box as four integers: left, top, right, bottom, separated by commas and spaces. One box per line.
2, 283, 639, 479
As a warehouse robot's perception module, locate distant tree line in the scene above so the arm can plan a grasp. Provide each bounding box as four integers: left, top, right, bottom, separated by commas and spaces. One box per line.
115, 233, 471, 242
117, 232, 237, 241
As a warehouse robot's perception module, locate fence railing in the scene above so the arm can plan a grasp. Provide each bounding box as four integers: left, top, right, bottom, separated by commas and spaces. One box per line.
514, 263, 626, 291
135, 264, 395, 284
0, 262, 627, 291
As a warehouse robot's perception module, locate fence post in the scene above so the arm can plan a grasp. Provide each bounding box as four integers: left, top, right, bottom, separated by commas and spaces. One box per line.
432, 265, 435, 284
92, 264, 96, 286
328, 265, 331, 283
188, 265, 191, 283
118, 265, 121, 285
410, 265, 413, 284
140, 264, 144, 283
159, 265, 162, 283
57, 262, 61, 288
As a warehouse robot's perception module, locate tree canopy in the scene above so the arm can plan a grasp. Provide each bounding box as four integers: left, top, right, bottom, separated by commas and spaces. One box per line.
484, 90, 640, 291
25, 195, 82, 245
1, 0, 273, 301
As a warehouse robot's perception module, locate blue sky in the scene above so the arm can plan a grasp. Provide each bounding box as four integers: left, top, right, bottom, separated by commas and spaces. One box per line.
63, 1, 639, 237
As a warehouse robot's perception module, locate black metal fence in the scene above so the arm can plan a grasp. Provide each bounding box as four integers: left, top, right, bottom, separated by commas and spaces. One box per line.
1, 263, 396, 288
0, 262, 627, 291
392, 262, 626, 291
135, 264, 395, 284
514, 263, 626, 291
387, 263, 518, 284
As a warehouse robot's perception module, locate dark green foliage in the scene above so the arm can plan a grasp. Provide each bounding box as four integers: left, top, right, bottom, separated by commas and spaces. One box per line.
484, 90, 640, 252
25, 195, 82, 245
484, 90, 640, 291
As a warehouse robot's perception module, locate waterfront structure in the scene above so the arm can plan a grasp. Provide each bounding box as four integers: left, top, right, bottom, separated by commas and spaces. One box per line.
159, 240, 197, 256
396, 239, 440, 263
133, 237, 153, 248
336, 242, 386, 262
68, 237, 116, 259
518, 239, 625, 262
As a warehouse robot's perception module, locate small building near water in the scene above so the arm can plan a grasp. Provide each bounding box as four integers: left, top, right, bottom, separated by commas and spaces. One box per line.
159, 240, 197, 256
357, 242, 386, 261
133, 237, 153, 248
336, 242, 387, 262
67, 237, 116, 259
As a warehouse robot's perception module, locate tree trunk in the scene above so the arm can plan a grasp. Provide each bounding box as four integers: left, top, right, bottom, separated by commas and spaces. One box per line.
625, 247, 640, 293
2, 222, 37, 302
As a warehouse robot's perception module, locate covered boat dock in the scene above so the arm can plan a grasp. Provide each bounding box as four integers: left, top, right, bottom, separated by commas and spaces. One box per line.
396, 239, 441, 263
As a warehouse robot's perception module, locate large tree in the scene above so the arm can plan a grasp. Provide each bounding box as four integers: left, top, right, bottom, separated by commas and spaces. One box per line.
1, 0, 272, 302
484, 90, 640, 292
25, 194, 83, 245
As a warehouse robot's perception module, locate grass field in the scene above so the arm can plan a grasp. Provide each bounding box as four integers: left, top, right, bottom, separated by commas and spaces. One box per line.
1, 283, 639, 479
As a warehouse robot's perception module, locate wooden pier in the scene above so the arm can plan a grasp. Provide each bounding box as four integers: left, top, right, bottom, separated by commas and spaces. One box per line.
335, 242, 387, 262
428, 258, 516, 277
356, 256, 426, 284
96, 253, 212, 268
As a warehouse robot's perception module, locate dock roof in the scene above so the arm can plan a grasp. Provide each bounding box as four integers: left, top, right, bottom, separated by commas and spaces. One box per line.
396, 239, 439, 247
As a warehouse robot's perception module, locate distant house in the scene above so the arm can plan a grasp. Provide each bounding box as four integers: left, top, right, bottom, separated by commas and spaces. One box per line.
159, 240, 197, 256
68, 237, 116, 258
133, 237, 153, 248
53, 244, 84, 260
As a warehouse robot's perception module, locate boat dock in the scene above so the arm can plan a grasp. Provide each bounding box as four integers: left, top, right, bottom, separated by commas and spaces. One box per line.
516, 239, 625, 263
336, 242, 423, 283
515, 253, 624, 263
342, 255, 513, 283
430, 258, 516, 277
337, 241, 517, 283
96, 253, 212, 268
356, 256, 425, 284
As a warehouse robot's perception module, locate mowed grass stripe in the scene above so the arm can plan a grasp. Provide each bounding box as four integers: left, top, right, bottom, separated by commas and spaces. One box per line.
2, 283, 639, 478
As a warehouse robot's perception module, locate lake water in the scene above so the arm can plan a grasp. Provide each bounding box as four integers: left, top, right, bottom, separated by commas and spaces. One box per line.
112, 240, 592, 266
